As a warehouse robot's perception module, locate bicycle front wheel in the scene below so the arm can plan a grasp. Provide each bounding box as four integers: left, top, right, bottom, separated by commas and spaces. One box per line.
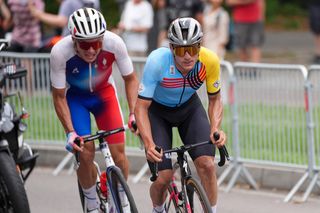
107, 167, 138, 213
185, 177, 211, 213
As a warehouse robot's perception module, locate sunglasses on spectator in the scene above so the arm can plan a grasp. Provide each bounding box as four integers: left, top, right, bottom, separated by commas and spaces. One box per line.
173, 44, 200, 57
77, 40, 102, 50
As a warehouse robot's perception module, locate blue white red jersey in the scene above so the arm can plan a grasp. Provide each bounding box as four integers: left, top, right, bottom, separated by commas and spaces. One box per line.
50, 31, 133, 93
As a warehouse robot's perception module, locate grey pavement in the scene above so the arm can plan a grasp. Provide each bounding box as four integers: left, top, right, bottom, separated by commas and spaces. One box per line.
25, 167, 320, 213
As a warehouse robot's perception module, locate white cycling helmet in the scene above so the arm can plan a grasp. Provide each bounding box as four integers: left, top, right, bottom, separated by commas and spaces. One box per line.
68, 7, 106, 40
168, 17, 203, 46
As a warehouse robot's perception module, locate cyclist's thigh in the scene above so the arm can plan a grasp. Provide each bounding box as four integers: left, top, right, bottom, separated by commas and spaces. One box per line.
92, 86, 125, 144
66, 92, 91, 136
149, 104, 173, 171
178, 101, 215, 160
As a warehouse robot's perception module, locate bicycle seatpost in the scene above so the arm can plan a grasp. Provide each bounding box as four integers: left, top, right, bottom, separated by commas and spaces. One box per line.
148, 146, 161, 182
213, 132, 230, 167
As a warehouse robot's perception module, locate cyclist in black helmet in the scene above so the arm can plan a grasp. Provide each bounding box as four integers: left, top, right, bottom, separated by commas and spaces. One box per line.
135, 17, 227, 213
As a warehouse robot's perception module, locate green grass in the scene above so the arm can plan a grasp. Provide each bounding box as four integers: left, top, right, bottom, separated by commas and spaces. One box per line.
7, 94, 318, 166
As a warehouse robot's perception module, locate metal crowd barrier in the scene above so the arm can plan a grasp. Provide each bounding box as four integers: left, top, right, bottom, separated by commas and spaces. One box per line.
1, 51, 319, 202
285, 65, 320, 202
222, 62, 319, 203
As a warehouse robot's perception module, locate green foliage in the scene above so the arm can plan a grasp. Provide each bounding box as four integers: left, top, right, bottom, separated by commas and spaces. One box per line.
100, 0, 121, 29
42, 0, 121, 29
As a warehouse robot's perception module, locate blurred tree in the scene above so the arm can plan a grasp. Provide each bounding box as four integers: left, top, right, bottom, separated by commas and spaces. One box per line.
42, 0, 120, 28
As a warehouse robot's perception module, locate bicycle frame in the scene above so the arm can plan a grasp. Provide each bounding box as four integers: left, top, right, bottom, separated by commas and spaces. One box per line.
75, 125, 138, 213
166, 149, 194, 212
160, 139, 229, 213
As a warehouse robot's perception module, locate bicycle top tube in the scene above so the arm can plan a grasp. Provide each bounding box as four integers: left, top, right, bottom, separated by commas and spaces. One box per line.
81, 125, 129, 143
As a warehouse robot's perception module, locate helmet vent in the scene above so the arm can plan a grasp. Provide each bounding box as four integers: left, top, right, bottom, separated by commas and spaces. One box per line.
80, 22, 86, 35
72, 16, 81, 35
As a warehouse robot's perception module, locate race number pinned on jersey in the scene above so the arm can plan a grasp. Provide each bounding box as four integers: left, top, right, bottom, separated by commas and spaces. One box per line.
213, 80, 220, 88
169, 65, 175, 75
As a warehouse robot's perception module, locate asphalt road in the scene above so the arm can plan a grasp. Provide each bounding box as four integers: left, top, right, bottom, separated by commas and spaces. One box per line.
24, 167, 320, 213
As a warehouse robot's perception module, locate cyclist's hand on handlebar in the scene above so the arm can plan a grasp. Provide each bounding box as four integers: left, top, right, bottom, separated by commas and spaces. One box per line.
128, 113, 139, 134
211, 130, 226, 148
65, 131, 84, 153
145, 144, 163, 163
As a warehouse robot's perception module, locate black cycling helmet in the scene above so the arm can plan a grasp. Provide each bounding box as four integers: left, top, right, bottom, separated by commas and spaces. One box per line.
168, 17, 203, 46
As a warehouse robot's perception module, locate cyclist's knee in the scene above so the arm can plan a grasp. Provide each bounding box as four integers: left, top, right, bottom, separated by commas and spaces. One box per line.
155, 170, 173, 186
79, 149, 95, 164
195, 156, 215, 174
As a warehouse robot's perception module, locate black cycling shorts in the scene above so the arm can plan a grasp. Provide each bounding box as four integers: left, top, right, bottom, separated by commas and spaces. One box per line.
149, 93, 216, 171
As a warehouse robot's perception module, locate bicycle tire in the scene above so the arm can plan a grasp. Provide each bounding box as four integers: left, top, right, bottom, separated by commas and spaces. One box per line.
165, 182, 183, 213
108, 167, 138, 213
0, 150, 30, 213
185, 177, 212, 213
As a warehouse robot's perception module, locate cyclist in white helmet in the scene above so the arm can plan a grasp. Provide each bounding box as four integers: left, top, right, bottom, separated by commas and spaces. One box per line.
50, 7, 139, 213
135, 17, 227, 213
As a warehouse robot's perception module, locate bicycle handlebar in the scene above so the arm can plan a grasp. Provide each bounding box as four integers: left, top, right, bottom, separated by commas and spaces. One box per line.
148, 132, 230, 182
74, 125, 129, 146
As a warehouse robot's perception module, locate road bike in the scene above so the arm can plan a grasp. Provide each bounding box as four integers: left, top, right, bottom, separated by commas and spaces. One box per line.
74, 125, 138, 213
0, 39, 39, 213
149, 133, 229, 213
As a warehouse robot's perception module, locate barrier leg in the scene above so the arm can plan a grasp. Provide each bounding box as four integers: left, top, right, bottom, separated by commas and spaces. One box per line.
218, 162, 234, 186
219, 161, 258, 192
301, 172, 319, 202
284, 172, 309, 202
52, 152, 74, 176
132, 162, 149, 183
225, 166, 242, 192
242, 166, 259, 190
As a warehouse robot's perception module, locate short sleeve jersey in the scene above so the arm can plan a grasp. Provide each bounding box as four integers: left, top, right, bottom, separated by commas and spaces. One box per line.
50, 31, 133, 93
138, 47, 221, 107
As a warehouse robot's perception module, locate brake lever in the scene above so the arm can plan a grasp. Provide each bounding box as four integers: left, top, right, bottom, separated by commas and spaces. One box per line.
213, 132, 230, 167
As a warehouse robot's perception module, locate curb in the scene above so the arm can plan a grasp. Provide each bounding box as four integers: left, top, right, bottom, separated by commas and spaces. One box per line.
32, 144, 312, 194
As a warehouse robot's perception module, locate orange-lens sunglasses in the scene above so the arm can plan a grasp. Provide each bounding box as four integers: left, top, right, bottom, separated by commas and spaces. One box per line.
173, 45, 200, 57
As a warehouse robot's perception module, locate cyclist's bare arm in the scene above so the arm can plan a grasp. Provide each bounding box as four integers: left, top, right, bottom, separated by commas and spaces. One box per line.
28, 1, 67, 28
208, 92, 226, 147
123, 72, 139, 114
135, 98, 163, 162
52, 87, 74, 134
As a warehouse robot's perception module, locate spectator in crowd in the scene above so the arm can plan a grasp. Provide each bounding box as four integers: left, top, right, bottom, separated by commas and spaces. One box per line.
28, 0, 100, 37
166, 0, 205, 25
155, 0, 204, 48
226, 0, 265, 62
0, 0, 11, 38
203, 0, 230, 59
117, 0, 153, 57
7, 0, 44, 52
308, 0, 320, 64
147, 0, 167, 54
116, 0, 127, 14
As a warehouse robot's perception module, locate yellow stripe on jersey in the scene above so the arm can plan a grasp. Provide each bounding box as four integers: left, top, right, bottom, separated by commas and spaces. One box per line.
198, 47, 221, 95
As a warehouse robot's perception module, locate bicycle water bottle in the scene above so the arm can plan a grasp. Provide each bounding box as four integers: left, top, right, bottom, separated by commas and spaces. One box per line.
100, 171, 108, 198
